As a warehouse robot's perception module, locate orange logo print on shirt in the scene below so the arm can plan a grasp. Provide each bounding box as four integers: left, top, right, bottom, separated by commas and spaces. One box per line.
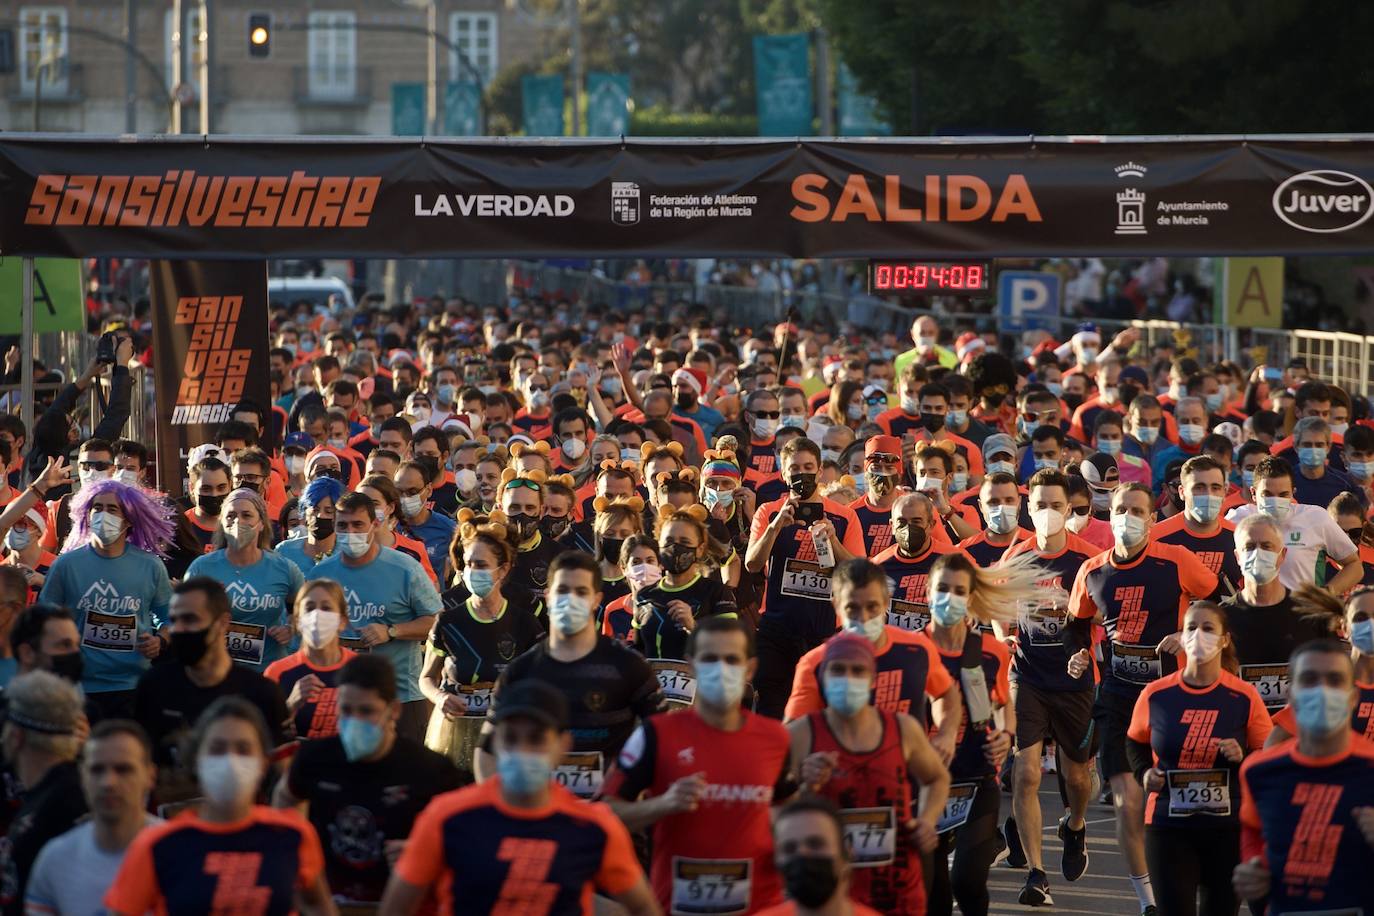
1285, 782, 1344, 888
1113, 586, 1148, 643
307, 687, 340, 738
897, 574, 929, 602
1176, 709, 1219, 768
205, 851, 271, 915
872, 669, 910, 715
1195, 552, 1224, 575
867, 524, 893, 553
1358, 702, 1374, 740
492, 837, 559, 916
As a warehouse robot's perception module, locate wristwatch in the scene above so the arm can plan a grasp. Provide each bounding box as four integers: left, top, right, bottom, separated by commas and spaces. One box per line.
386, 624, 398, 641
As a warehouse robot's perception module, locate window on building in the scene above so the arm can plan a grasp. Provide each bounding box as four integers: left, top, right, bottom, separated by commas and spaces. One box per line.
163, 5, 205, 97
19, 6, 68, 94
449, 13, 497, 85
308, 11, 357, 99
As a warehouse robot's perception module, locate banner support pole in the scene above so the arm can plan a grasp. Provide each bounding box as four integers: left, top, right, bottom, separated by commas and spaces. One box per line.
20, 257, 34, 487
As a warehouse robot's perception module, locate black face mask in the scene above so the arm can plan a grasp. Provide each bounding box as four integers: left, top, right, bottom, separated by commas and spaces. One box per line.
170, 627, 212, 667
983, 391, 1006, 408
509, 512, 540, 542
541, 516, 571, 540
659, 542, 697, 575
599, 535, 626, 564
896, 521, 927, 556
675, 391, 696, 410
314, 468, 343, 482
789, 473, 818, 500
920, 412, 946, 433
1063, 393, 1085, 413
865, 470, 898, 496
47, 651, 83, 685
309, 516, 334, 540
780, 856, 840, 909
197, 493, 224, 517
1118, 383, 1140, 406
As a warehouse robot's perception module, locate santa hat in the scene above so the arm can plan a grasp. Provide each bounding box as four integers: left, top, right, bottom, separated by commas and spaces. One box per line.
956, 332, 986, 363
672, 368, 707, 396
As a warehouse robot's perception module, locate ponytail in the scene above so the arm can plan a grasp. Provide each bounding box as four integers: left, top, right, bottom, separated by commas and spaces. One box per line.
931, 550, 1057, 626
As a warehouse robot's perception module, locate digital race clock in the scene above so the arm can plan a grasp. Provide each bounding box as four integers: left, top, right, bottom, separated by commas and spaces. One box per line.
869, 261, 990, 293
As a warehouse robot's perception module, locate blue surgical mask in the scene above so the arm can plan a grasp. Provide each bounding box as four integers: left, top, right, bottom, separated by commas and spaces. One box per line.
930, 591, 969, 627
1034, 457, 1059, 472
1298, 446, 1326, 469
703, 488, 735, 510
1350, 618, 1374, 655
823, 674, 871, 716
1189, 494, 1222, 525
951, 472, 969, 493
1349, 460, 1373, 481
1096, 438, 1122, 456
695, 661, 747, 707
987, 460, 1015, 477
1046, 382, 1063, 397
1205, 393, 1223, 413
1136, 426, 1160, 446
1178, 423, 1206, 446
1259, 497, 1292, 523
1111, 513, 1148, 548
1240, 547, 1280, 584
1242, 469, 1256, 490
437, 384, 457, 405
463, 568, 496, 598
1292, 686, 1352, 736
843, 615, 885, 644
947, 409, 968, 428
986, 504, 1017, 535
338, 717, 384, 762
779, 415, 807, 430
497, 750, 553, 794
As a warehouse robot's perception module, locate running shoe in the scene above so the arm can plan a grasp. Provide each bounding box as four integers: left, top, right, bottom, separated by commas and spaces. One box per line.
1057, 812, 1089, 881
1003, 815, 1026, 868
1018, 868, 1053, 907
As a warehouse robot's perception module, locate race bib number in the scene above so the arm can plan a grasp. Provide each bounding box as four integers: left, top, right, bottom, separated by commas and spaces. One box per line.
781, 559, 832, 601
670, 857, 751, 916
839, 807, 896, 867
1166, 769, 1231, 817
553, 751, 604, 799
456, 682, 494, 718
937, 781, 981, 834
1240, 664, 1290, 709
887, 599, 929, 632
1110, 643, 1162, 686
225, 622, 267, 665
651, 659, 697, 706
1022, 609, 1067, 647
82, 611, 136, 653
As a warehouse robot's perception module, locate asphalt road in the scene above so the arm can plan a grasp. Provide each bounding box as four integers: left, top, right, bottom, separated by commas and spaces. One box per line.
986, 782, 1146, 916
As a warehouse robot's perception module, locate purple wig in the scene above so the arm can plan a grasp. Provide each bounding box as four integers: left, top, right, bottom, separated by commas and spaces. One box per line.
63, 478, 177, 558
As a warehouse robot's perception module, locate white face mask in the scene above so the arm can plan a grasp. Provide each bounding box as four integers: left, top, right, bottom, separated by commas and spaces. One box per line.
1240, 547, 1281, 584
753, 417, 779, 439
196, 753, 263, 806
1183, 628, 1221, 662
561, 437, 587, 461
300, 609, 342, 649
1066, 509, 1091, 533
115, 469, 141, 487
4, 528, 32, 552
78, 467, 112, 485
337, 532, 371, 558
454, 468, 478, 494
399, 494, 425, 518
985, 505, 1017, 535
223, 521, 258, 551
90, 510, 125, 547
285, 456, 306, 476
843, 614, 886, 644
1031, 507, 1066, 538
1111, 513, 1148, 548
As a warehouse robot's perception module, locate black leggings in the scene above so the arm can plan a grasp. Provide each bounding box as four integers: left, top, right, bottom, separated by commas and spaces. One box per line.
1144, 825, 1241, 916
753, 625, 818, 719
925, 776, 1001, 916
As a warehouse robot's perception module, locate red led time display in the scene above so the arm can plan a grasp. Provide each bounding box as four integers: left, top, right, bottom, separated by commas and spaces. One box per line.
870, 261, 990, 292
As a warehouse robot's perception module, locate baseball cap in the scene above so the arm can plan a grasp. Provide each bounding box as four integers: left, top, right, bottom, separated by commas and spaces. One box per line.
491, 679, 568, 731
866, 435, 902, 460
983, 433, 1017, 462
1080, 452, 1120, 490
1119, 366, 1149, 386
284, 431, 314, 451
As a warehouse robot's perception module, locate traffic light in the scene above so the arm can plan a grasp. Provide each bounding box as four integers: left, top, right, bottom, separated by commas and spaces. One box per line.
247, 13, 271, 58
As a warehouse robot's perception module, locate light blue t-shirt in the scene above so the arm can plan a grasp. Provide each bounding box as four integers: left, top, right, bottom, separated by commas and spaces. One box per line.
401, 510, 457, 584
38, 545, 171, 694
186, 549, 305, 672
312, 547, 441, 702
275, 536, 335, 577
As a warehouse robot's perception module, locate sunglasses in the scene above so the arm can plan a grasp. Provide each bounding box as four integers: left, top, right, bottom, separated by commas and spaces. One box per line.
79, 460, 113, 472
1070, 506, 1091, 517
753, 410, 781, 419
505, 478, 542, 492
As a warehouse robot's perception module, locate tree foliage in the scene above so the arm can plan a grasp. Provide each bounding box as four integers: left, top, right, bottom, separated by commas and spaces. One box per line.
820, 0, 1374, 135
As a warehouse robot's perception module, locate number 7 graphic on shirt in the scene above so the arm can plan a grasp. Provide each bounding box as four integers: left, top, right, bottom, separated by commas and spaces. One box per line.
205, 851, 271, 914
492, 837, 559, 915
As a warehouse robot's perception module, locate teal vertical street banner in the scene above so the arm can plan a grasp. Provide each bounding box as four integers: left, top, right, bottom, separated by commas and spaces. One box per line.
837, 63, 891, 137
522, 74, 565, 136
445, 81, 482, 136
391, 83, 425, 135
753, 33, 812, 136
586, 72, 630, 137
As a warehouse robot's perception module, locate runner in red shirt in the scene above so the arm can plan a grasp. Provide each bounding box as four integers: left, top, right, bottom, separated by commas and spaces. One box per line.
785, 634, 950, 916
756, 797, 884, 916
745, 438, 865, 719
602, 617, 797, 915
383, 679, 657, 916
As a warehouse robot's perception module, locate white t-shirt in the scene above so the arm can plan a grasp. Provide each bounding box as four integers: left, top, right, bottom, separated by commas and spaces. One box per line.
1226, 502, 1357, 589
25, 816, 162, 916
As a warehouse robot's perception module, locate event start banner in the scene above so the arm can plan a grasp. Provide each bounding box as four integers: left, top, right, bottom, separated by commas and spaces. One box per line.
149, 259, 270, 497
4, 136, 1374, 258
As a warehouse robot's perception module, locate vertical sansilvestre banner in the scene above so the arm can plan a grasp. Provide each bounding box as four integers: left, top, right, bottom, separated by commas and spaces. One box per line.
149, 259, 269, 496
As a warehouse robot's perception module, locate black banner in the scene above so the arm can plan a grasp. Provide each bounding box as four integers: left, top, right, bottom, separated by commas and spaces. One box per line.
3, 136, 1374, 258
149, 259, 270, 497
